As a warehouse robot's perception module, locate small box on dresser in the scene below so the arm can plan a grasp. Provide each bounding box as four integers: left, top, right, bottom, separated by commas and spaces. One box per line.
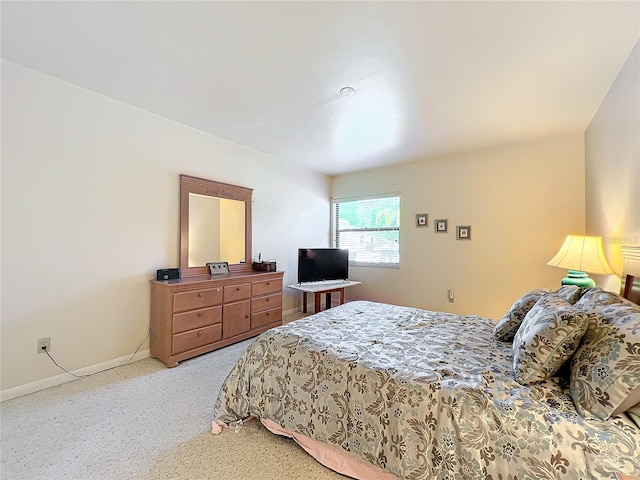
150, 270, 283, 367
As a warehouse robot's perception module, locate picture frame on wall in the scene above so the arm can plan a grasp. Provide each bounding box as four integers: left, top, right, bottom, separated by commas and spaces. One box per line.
435, 219, 448, 233
456, 226, 471, 240
416, 213, 428, 227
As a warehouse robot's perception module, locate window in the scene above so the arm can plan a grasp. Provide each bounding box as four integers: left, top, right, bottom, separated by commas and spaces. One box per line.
332, 194, 400, 267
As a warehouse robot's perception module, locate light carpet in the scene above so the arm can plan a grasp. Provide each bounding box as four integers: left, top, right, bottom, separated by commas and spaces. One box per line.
1, 333, 347, 480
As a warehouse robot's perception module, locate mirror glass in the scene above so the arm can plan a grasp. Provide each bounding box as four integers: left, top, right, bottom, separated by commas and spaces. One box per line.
188, 193, 245, 266
180, 175, 252, 276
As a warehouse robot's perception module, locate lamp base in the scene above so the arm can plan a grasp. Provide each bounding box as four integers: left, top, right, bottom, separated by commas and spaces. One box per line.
561, 270, 595, 288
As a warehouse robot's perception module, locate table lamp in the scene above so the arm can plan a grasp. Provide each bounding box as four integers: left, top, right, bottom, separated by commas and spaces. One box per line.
546, 234, 613, 287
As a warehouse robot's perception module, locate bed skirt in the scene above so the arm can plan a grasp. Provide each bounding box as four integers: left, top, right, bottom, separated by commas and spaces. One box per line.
260, 417, 397, 480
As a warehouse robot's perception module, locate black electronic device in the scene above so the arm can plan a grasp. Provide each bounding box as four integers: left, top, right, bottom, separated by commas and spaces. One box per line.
156, 268, 181, 281
297, 248, 349, 284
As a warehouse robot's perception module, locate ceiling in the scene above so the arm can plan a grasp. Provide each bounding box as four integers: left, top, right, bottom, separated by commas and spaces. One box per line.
2, 1, 638, 176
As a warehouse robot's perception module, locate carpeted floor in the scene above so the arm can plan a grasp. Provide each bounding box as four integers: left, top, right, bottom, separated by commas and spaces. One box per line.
1, 317, 347, 480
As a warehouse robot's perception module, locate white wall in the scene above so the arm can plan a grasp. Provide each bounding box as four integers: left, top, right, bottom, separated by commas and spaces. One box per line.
332, 133, 586, 319
1, 61, 330, 396
585, 40, 640, 291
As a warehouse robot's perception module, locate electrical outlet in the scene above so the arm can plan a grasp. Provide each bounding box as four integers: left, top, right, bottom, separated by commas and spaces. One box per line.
448, 289, 455, 303
37, 337, 50, 354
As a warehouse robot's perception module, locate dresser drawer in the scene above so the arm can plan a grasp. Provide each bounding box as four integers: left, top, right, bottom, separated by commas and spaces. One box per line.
224, 283, 251, 303
172, 324, 222, 355
173, 288, 223, 313
253, 278, 282, 296
173, 306, 222, 334
251, 307, 282, 330
251, 293, 282, 313
222, 300, 251, 339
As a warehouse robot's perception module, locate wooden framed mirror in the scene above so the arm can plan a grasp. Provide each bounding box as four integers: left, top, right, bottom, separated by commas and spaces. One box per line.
180, 174, 252, 277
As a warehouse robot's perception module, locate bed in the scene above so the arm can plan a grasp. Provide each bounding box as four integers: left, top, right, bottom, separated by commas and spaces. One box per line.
213, 266, 640, 479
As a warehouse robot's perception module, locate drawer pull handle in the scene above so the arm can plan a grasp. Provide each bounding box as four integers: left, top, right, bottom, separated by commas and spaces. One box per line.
197, 312, 203, 317
266, 282, 270, 285
197, 331, 202, 336
266, 312, 270, 316
266, 298, 270, 302
236, 287, 240, 291
198, 293, 204, 297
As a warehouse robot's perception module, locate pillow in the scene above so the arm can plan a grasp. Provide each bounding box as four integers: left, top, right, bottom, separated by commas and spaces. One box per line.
493, 288, 550, 342
555, 285, 588, 304
614, 386, 640, 416
573, 287, 637, 346
569, 288, 640, 420
512, 293, 590, 385
573, 286, 639, 317
627, 402, 640, 429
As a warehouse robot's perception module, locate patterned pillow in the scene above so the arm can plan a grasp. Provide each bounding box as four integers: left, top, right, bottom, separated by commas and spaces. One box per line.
555, 285, 589, 304
513, 293, 590, 385
570, 287, 640, 420
615, 386, 640, 416
627, 402, 640, 429
493, 288, 550, 342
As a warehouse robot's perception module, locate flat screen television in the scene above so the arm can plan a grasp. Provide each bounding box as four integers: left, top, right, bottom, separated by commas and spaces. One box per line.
297, 248, 349, 284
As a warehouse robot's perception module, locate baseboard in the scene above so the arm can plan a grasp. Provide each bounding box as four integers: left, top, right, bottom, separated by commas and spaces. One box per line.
284, 304, 336, 316
283, 304, 331, 316
283, 306, 300, 316
1, 349, 150, 402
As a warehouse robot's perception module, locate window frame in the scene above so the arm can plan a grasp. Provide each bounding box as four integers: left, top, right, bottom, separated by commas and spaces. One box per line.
331, 192, 400, 268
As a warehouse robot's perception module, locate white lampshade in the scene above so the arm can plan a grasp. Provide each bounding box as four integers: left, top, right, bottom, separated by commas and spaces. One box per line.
547, 235, 614, 275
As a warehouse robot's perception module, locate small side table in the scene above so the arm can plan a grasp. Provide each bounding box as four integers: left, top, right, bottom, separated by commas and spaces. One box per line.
286, 281, 362, 314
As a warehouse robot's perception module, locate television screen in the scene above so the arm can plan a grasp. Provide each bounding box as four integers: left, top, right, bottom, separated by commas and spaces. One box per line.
297, 248, 349, 284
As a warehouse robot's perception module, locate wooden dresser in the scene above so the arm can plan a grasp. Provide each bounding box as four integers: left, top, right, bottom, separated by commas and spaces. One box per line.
150, 270, 284, 367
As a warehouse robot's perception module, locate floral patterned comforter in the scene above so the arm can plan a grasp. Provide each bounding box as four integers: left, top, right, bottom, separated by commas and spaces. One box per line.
213, 301, 640, 479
